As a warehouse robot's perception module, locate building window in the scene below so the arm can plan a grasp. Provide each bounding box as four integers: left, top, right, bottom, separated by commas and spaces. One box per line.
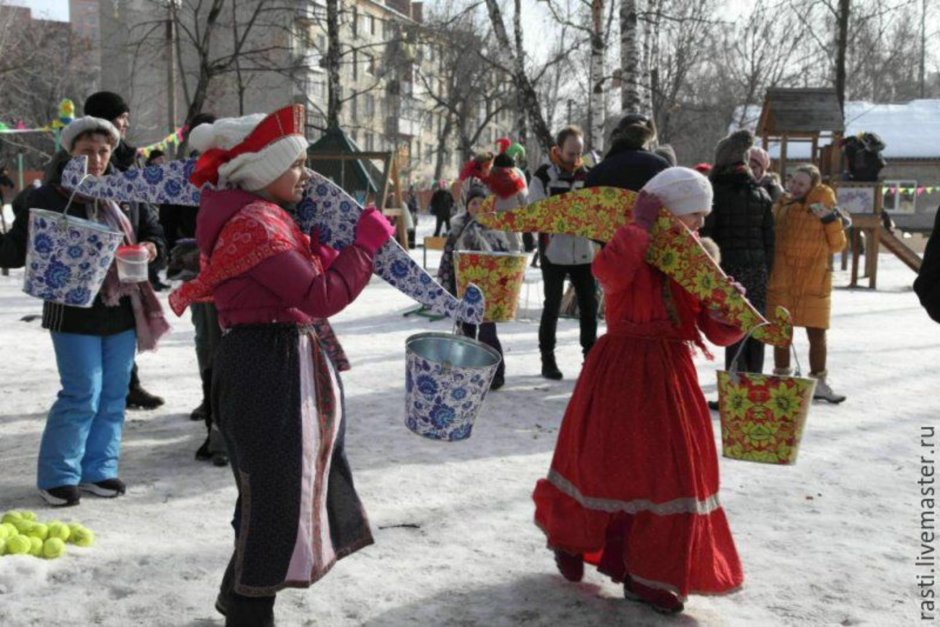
369, 15, 376, 36
416, 141, 422, 162
366, 133, 375, 151
365, 54, 376, 76
351, 6, 358, 37
884, 180, 917, 214
365, 94, 375, 116
352, 50, 358, 81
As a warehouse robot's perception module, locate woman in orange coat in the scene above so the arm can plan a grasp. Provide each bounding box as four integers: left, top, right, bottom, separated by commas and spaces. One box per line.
766, 164, 847, 403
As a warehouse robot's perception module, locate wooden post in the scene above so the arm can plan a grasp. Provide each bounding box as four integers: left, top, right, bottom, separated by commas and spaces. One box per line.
779, 135, 788, 181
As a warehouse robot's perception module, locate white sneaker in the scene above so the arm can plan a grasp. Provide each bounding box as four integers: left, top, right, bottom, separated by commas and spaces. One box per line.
811, 372, 846, 404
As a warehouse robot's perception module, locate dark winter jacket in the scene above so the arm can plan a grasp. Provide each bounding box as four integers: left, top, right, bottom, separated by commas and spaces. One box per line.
0, 155, 166, 336
429, 189, 454, 219
914, 207, 940, 323
702, 165, 775, 273
584, 144, 669, 193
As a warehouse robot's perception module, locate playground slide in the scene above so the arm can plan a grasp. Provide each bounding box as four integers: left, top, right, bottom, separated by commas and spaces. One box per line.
879, 227, 923, 272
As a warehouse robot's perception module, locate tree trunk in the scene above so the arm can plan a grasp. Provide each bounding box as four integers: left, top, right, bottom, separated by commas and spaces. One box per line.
588, 0, 605, 152
513, 0, 528, 146
182, 0, 225, 126
434, 111, 453, 182
483, 0, 553, 154
326, 0, 342, 130
620, 0, 642, 113
834, 0, 850, 113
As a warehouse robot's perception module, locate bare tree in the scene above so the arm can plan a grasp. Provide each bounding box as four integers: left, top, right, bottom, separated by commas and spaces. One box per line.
620, 0, 644, 113
483, 0, 555, 153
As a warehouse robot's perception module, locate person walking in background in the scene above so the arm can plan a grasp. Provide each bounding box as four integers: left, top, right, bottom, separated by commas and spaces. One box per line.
429, 180, 454, 236
701, 130, 775, 399
528, 126, 595, 380
766, 164, 847, 403
83, 90, 166, 411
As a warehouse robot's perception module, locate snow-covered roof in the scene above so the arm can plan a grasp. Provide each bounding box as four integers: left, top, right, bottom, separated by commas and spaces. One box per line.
732, 99, 940, 160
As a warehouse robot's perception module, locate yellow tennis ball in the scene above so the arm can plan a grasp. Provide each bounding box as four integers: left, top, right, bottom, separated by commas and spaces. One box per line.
0, 523, 16, 538
1, 512, 23, 525
28, 536, 43, 557
69, 526, 94, 548
20, 511, 36, 521
27, 523, 48, 541
0, 537, 6, 555
6, 535, 29, 555
13, 520, 35, 534
46, 522, 70, 542
42, 538, 66, 559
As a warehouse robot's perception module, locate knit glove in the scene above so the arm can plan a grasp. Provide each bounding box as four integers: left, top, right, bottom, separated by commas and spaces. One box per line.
633, 190, 664, 232
310, 228, 340, 269
354, 208, 396, 254
708, 276, 746, 323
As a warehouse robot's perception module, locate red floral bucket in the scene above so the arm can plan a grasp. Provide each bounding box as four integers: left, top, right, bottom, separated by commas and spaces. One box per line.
717, 330, 816, 465
454, 251, 529, 322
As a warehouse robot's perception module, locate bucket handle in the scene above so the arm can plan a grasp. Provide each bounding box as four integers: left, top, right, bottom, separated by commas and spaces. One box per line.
54, 174, 92, 228
728, 321, 803, 382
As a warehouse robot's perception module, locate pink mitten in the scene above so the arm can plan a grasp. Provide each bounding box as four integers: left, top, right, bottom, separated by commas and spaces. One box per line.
310, 228, 340, 269
633, 190, 664, 232
354, 208, 396, 254
726, 275, 747, 297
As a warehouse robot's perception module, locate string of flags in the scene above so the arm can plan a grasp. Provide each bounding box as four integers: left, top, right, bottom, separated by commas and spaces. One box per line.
137, 127, 185, 159
0, 99, 75, 135
884, 185, 938, 196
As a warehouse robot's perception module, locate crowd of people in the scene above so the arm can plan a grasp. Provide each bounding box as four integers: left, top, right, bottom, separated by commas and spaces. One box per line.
0, 91, 875, 624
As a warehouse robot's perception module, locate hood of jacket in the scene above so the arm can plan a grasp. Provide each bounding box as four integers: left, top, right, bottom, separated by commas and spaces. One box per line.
195, 188, 267, 256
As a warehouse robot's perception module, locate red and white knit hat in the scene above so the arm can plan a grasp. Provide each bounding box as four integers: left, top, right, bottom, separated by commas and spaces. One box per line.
189, 104, 308, 191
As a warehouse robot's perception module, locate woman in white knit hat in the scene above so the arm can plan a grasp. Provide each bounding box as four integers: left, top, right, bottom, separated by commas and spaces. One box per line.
170, 104, 395, 627
533, 167, 745, 615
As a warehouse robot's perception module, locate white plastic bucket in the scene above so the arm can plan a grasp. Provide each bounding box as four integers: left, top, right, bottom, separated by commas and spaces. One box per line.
115, 245, 149, 283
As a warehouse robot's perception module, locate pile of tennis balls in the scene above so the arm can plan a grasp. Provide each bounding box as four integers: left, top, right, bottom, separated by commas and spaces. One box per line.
0, 510, 94, 560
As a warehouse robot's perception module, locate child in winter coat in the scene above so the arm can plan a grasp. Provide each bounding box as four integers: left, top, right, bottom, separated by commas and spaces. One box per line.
533, 167, 745, 615
437, 184, 520, 390
169, 105, 394, 626
766, 164, 847, 403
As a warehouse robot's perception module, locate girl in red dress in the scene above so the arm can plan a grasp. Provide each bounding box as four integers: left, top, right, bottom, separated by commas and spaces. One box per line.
532, 167, 745, 614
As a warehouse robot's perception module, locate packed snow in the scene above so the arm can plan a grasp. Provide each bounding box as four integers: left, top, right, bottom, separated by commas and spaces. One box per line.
0, 218, 935, 626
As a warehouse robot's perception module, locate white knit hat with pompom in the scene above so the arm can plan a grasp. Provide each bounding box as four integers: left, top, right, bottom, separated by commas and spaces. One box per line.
641, 166, 713, 216
188, 110, 308, 191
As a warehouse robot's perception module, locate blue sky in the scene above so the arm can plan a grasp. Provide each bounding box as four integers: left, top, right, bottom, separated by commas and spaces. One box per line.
8, 0, 69, 21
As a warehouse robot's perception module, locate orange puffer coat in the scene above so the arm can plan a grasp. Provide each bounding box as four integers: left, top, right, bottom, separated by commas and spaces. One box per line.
766, 184, 847, 329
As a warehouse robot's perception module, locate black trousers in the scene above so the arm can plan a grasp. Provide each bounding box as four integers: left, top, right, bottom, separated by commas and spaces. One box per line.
461, 322, 505, 379
538, 259, 597, 356
433, 214, 450, 236
724, 336, 766, 373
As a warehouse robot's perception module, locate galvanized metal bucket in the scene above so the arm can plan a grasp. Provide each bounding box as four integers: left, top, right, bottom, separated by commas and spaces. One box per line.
404, 332, 501, 441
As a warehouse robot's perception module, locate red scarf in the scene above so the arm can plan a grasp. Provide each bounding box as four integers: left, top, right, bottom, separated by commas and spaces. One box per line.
169, 201, 322, 316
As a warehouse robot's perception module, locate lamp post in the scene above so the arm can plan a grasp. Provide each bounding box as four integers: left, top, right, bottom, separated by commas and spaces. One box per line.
166, 0, 180, 141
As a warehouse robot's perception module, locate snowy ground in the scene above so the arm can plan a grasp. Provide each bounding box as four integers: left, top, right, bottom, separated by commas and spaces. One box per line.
0, 216, 935, 626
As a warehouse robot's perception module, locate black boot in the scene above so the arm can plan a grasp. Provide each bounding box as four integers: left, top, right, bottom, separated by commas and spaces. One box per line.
541, 352, 563, 380
225, 593, 275, 627
126, 383, 165, 410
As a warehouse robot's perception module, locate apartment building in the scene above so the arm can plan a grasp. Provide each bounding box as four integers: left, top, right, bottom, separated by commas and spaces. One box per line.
79, 0, 512, 185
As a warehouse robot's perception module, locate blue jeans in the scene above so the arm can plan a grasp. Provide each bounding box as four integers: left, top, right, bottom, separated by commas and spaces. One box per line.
38, 330, 136, 489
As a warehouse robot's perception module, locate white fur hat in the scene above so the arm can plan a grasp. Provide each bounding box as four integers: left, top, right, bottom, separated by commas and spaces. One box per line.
641, 166, 713, 216
60, 116, 120, 152
188, 106, 309, 191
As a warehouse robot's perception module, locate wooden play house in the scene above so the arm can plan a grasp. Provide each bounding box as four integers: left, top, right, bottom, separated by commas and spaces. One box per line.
757, 88, 921, 288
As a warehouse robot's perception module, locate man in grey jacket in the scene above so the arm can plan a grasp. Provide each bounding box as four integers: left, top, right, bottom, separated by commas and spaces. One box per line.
528, 126, 596, 379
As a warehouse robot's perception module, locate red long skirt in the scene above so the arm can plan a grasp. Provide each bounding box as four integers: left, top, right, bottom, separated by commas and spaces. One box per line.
533, 329, 743, 600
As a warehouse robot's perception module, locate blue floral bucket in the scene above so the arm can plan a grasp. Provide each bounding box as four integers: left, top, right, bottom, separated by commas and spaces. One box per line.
405, 332, 502, 441
23, 208, 123, 308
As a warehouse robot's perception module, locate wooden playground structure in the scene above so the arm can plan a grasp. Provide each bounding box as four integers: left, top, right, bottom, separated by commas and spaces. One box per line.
757, 88, 922, 289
